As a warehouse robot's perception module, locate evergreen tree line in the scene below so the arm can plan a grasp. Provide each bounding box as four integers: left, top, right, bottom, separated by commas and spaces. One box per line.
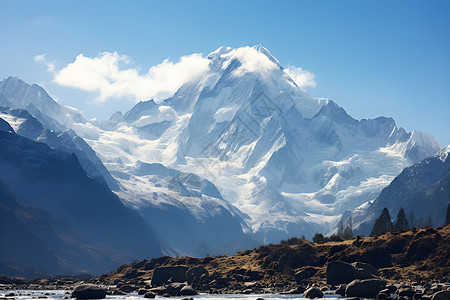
311, 203, 450, 243
371, 203, 450, 237
312, 215, 354, 243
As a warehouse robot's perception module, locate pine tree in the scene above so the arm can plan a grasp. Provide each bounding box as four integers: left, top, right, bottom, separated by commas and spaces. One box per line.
370, 207, 394, 236
445, 203, 450, 226
342, 216, 353, 240
409, 211, 416, 228
395, 207, 409, 231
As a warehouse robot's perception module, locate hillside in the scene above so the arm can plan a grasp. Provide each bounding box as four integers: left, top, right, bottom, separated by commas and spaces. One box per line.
96, 225, 450, 293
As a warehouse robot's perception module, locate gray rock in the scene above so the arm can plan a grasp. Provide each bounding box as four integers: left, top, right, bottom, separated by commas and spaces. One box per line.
335, 285, 346, 296
398, 287, 416, 298
71, 284, 106, 299
186, 266, 209, 283
351, 262, 378, 279
327, 261, 355, 284
144, 292, 156, 298
327, 261, 378, 284
294, 267, 318, 284
151, 266, 189, 286
345, 279, 386, 298
180, 285, 197, 296
432, 291, 450, 300
304, 287, 324, 299
138, 288, 149, 295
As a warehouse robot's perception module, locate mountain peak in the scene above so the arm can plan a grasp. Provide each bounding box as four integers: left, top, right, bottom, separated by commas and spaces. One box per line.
252, 44, 281, 67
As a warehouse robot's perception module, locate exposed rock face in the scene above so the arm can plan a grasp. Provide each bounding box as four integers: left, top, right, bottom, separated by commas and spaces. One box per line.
186, 266, 209, 284
327, 261, 378, 284
151, 266, 189, 286
345, 279, 386, 298
71, 284, 106, 299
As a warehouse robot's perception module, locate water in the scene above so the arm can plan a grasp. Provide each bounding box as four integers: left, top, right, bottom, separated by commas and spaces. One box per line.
0, 290, 343, 300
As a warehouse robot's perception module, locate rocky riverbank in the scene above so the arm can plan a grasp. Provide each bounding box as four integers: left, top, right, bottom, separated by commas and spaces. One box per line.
1, 225, 449, 299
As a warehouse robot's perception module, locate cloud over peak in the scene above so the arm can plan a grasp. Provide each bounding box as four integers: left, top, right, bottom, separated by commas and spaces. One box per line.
35, 47, 317, 104
285, 66, 317, 89
38, 51, 210, 103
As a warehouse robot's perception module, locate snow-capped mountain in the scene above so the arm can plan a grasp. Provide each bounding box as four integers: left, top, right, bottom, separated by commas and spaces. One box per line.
72, 45, 441, 242
356, 145, 450, 234
0, 120, 169, 277
0, 77, 254, 257
0, 106, 118, 190
0, 77, 84, 131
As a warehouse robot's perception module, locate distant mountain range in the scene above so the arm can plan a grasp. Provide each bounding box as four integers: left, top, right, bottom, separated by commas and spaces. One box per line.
0, 45, 447, 277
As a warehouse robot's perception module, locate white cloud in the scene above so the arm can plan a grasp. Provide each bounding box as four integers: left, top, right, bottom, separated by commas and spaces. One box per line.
285, 66, 316, 89
34, 54, 56, 73
43, 52, 210, 103
221, 46, 278, 76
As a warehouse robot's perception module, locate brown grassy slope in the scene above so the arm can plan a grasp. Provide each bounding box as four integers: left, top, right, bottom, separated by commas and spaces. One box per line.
100, 225, 450, 285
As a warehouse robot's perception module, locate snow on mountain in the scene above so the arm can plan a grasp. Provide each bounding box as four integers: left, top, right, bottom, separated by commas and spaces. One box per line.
0, 122, 169, 276
70, 45, 441, 243
0, 76, 85, 130
0, 106, 118, 190
0, 77, 254, 257
357, 145, 450, 234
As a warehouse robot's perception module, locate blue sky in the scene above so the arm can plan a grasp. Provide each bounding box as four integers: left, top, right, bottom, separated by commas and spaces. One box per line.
1, 0, 449, 145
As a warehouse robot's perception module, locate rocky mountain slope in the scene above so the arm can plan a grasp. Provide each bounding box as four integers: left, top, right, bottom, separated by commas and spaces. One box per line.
0, 123, 169, 277
71, 45, 441, 242
0, 77, 254, 258
357, 146, 450, 234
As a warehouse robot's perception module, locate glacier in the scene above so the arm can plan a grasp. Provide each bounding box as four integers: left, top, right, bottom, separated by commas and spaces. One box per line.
61, 45, 440, 242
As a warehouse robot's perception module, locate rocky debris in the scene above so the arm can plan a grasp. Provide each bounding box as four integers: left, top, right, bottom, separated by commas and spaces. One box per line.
303, 287, 324, 298
398, 286, 416, 298
327, 261, 378, 284
345, 279, 386, 298
351, 262, 378, 279
151, 265, 189, 286
294, 267, 318, 283
71, 284, 106, 299
335, 285, 346, 296
180, 285, 198, 295
138, 288, 149, 295
144, 292, 156, 298
186, 266, 209, 284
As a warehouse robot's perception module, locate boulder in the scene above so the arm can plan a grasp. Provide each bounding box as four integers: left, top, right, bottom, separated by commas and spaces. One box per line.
295, 267, 318, 283
180, 285, 198, 296
327, 261, 378, 284
165, 282, 186, 296
327, 261, 355, 284
432, 291, 450, 300
72, 285, 107, 299
144, 292, 156, 298
351, 262, 378, 279
138, 289, 149, 295
151, 265, 189, 286
186, 266, 209, 283
345, 279, 386, 298
118, 284, 135, 293
335, 285, 346, 296
304, 287, 324, 299
398, 287, 416, 298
